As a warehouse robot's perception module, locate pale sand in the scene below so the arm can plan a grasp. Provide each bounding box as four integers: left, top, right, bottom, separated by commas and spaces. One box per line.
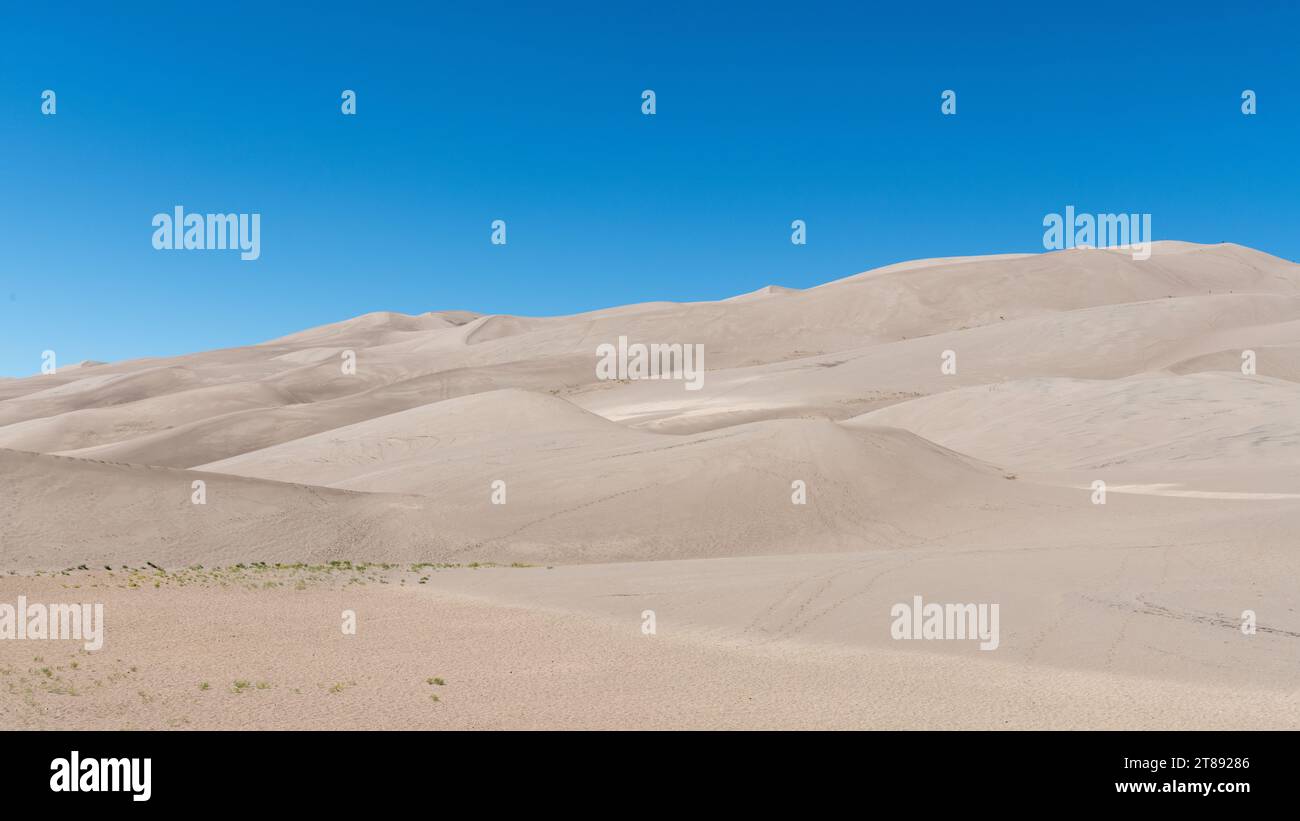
1, 568, 1294, 730
2, 241, 1299, 728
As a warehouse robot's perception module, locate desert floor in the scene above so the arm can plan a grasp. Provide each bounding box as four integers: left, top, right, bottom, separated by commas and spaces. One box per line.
2, 563, 1295, 730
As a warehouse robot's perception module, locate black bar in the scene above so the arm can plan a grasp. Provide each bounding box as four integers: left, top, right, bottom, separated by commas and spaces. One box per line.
3, 730, 1282, 807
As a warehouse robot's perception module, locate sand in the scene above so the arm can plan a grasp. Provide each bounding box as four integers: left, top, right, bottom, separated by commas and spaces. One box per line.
2, 240, 1298, 729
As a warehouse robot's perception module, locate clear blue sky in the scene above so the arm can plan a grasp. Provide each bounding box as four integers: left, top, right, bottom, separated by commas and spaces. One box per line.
2, 1, 1297, 376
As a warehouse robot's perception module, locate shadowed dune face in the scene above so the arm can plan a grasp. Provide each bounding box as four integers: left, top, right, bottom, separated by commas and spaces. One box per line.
4, 242, 1300, 729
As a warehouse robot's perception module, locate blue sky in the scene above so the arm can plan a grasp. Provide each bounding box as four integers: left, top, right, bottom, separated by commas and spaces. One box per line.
2, 1, 1297, 376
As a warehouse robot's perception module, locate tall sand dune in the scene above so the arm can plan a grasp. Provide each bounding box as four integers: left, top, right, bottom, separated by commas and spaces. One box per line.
5, 242, 1300, 729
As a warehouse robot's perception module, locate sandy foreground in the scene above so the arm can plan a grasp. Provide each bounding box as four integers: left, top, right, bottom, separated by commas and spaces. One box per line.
2, 241, 1299, 729
1, 563, 1295, 730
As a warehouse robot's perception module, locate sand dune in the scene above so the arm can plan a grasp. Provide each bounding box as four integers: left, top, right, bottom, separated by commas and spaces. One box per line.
53, 358, 596, 467
0, 448, 425, 570
848, 372, 1300, 474
1169, 340, 1300, 383
0, 423, 981, 568
4, 241, 1300, 729
0, 381, 296, 454
570, 292, 1300, 433
4, 241, 1297, 452
199, 415, 1024, 561
259, 310, 482, 347
197, 388, 656, 488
